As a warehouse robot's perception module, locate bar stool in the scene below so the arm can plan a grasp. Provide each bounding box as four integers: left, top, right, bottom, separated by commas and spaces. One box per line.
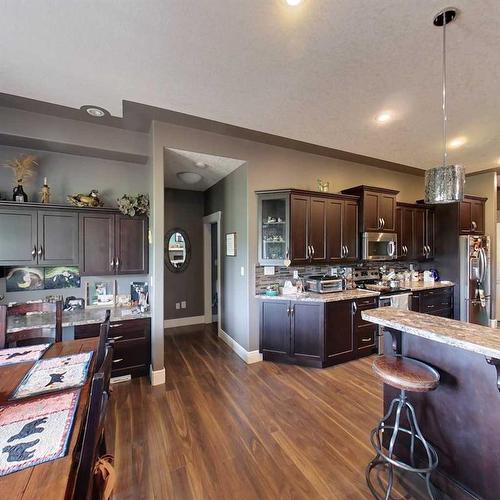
366, 355, 440, 499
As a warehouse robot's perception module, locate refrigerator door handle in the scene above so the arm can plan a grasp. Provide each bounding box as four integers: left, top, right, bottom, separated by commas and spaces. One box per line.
479, 247, 487, 284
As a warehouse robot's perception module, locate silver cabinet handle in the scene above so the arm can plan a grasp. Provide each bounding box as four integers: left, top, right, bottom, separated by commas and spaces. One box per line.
471, 220, 477, 230
32, 246, 37, 259
291, 305, 295, 316
287, 307, 291, 316
352, 301, 358, 314
110, 259, 115, 270
110, 324, 123, 328
115, 257, 120, 269
340, 245, 344, 258
345, 245, 349, 257
362, 337, 372, 342
381, 218, 385, 229
109, 335, 123, 341
378, 218, 382, 229
112, 358, 124, 363
311, 246, 315, 257
37, 246, 43, 257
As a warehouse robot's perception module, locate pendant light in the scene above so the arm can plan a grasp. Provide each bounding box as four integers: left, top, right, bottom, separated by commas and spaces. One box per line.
424, 7, 465, 204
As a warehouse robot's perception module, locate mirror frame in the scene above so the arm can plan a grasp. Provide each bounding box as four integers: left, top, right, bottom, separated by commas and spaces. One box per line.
164, 228, 191, 273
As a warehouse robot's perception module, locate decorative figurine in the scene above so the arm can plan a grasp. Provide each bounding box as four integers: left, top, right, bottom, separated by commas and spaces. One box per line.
317, 179, 330, 192
67, 189, 104, 208
2, 153, 38, 202
40, 177, 50, 204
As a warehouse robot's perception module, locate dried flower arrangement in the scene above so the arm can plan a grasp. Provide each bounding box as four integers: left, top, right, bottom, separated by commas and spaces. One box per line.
117, 194, 149, 217
3, 154, 38, 185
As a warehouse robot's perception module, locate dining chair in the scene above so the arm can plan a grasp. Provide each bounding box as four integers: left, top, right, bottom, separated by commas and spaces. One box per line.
94, 309, 111, 371
73, 346, 115, 500
2, 300, 63, 348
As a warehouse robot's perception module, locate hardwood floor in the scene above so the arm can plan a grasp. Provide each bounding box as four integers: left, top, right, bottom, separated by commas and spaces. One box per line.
106, 324, 421, 499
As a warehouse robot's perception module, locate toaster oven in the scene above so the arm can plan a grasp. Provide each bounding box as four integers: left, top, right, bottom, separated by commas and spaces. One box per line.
305, 276, 344, 294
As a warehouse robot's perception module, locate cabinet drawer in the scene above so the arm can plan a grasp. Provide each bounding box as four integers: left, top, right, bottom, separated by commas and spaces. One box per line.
427, 307, 453, 318
356, 324, 377, 349
74, 318, 150, 341
355, 297, 378, 309
111, 337, 150, 377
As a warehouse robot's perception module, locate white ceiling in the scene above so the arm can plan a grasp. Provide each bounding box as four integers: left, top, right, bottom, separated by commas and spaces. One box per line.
164, 148, 245, 191
1, 1, 500, 173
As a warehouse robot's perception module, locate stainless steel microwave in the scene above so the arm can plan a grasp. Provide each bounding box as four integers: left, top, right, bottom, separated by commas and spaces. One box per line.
362, 232, 397, 261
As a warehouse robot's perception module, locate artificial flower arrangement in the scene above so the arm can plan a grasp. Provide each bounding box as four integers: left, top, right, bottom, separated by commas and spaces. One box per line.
117, 193, 149, 217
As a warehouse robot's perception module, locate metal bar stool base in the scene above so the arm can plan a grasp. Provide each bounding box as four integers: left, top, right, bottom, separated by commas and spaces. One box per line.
366, 390, 439, 500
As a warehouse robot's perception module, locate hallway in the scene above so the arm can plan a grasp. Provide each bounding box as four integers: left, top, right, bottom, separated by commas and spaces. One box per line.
106, 325, 417, 499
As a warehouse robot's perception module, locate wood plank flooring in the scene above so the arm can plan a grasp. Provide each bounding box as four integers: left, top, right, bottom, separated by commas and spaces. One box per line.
106, 324, 421, 499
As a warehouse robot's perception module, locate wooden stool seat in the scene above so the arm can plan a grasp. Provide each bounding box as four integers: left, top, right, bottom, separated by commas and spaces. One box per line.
372, 355, 440, 393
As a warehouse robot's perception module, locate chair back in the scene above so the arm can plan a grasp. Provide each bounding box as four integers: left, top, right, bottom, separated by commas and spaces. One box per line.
73, 346, 113, 500
0, 305, 6, 351
95, 309, 111, 370
4, 301, 63, 348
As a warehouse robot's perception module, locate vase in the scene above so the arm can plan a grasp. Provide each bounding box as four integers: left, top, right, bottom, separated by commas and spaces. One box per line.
13, 184, 28, 202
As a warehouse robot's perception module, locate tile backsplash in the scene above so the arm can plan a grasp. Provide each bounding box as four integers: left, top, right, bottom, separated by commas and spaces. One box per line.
255, 262, 423, 293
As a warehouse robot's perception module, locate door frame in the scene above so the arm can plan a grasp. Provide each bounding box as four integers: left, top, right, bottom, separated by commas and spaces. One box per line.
203, 211, 222, 325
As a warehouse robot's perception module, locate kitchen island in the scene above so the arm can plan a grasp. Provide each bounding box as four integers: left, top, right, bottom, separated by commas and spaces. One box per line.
257, 290, 380, 367
362, 307, 500, 500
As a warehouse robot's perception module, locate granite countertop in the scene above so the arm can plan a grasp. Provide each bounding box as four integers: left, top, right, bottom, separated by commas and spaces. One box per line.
362, 307, 500, 359
256, 289, 380, 303
405, 281, 455, 292
7, 306, 151, 334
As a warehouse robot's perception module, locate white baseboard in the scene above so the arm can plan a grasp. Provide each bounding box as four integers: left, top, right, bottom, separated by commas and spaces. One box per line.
164, 315, 206, 328
149, 366, 166, 386
218, 328, 263, 364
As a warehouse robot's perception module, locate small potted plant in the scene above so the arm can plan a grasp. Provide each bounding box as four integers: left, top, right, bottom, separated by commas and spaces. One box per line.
3, 154, 38, 202
117, 194, 149, 217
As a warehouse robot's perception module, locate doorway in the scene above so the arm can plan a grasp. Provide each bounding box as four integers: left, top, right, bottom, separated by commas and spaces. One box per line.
203, 212, 222, 330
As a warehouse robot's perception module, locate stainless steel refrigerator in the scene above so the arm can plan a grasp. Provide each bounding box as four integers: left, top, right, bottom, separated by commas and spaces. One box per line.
459, 235, 491, 326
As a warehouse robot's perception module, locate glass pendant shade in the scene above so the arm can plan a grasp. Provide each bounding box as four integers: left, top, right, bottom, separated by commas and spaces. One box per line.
424, 164, 465, 204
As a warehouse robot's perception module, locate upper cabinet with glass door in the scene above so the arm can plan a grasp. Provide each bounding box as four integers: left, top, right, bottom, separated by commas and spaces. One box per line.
258, 192, 290, 266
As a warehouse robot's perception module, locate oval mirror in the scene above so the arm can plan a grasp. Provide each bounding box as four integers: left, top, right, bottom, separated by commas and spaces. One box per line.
165, 228, 191, 273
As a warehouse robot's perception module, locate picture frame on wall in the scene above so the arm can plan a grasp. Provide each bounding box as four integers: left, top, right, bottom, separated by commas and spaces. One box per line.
225, 232, 237, 256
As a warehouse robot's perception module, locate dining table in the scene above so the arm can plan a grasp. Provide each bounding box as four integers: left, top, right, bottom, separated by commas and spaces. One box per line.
0, 338, 98, 500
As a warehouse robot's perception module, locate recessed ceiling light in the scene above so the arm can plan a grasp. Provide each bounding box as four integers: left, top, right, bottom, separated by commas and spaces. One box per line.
286, 0, 302, 6
375, 111, 392, 124
448, 136, 467, 149
177, 172, 202, 184
80, 105, 110, 118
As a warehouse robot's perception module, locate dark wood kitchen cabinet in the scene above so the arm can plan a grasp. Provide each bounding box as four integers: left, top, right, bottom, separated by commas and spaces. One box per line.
326, 198, 359, 262
459, 195, 486, 235
75, 318, 151, 378
396, 203, 434, 261
260, 295, 378, 368
0, 205, 78, 266
341, 185, 399, 233
79, 213, 148, 276
410, 286, 454, 319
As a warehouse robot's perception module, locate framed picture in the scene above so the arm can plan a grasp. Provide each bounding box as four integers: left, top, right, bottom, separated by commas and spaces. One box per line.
6, 267, 44, 292
85, 280, 116, 306
44, 266, 81, 290
226, 232, 237, 256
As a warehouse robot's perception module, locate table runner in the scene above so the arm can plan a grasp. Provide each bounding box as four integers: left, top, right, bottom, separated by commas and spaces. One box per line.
0, 344, 50, 368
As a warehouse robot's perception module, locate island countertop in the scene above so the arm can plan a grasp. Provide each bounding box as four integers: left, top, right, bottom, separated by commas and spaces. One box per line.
405, 280, 454, 292
256, 289, 380, 303
362, 306, 500, 359
7, 306, 151, 334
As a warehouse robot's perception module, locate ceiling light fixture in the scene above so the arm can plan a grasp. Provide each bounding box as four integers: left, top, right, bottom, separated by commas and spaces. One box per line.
424, 8, 465, 204
286, 0, 302, 6
195, 161, 208, 169
80, 105, 110, 118
448, 136, 467, 149
177, 172, 202, 184
375, 111, 392, 124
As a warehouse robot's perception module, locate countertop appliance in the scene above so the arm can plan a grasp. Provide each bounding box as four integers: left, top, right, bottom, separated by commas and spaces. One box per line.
459, 235, 491, 326
306, 275, 344, 293
362, 232, 397, 261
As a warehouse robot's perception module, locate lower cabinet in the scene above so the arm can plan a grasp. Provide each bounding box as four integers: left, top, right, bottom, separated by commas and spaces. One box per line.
410, 287, 454, 319
260, 296, 378, 368
75, 317, 151, 377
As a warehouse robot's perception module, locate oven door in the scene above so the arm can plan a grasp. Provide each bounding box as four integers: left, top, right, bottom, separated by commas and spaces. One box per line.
362, 232, 397, 261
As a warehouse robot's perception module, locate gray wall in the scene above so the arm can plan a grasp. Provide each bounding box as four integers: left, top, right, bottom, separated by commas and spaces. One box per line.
0, 145, 149, 205
164, 188, 204, 320
205, 164, 249, 348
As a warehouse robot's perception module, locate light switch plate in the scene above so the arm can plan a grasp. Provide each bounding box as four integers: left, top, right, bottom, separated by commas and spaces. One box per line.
175, 303, 180, 310
240, 266, 245, 276
264, 266, 275, 276
181, 301, 187, 309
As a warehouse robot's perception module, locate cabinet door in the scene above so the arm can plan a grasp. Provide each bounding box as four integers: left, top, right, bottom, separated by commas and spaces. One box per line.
343, 200, 358, 260
363, 193, 380, 231
324, 300, 354, 364
291, 302, 323, 360
379, 194, 396, 231
459, 200, 472, 233
326, 199, 343, 262
290, 194, 310, 265
260, 300, 291, 355
425, 209, 435, 259
400, 207, 414, 259
79, 213, 115, 276
470, 200, 485, 234
0, 208, 37, 265
413, 208, 426, 260
37, 210, 79, 266
115, 215, 149, 274
309, 197, 327, 263
258, 193, 289, 265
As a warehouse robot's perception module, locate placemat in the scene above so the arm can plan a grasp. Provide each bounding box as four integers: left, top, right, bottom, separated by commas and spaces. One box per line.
0, 344, 51, 368
0, 389, 80, 476
10, 352, 93, 400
